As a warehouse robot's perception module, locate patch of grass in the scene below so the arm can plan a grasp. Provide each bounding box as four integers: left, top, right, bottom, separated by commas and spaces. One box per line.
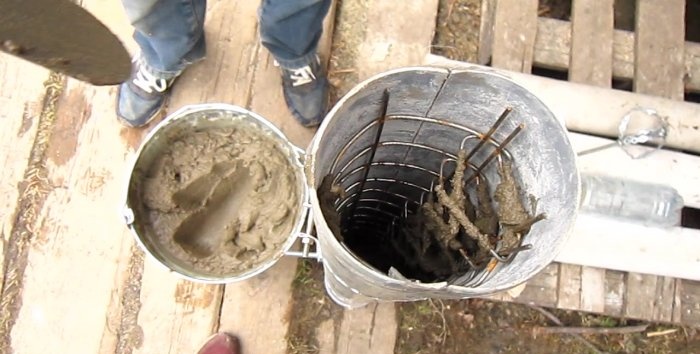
287, 339, 318, 354
286, 260, 343, 354
597, 316, 619, 328
292, 258, 314, 287
287, 260, 325, 354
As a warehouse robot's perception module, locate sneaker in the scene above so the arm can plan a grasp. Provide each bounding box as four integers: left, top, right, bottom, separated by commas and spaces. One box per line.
197, 333, 240, 354
279, 56, 329, 128
116, 57, 178, 128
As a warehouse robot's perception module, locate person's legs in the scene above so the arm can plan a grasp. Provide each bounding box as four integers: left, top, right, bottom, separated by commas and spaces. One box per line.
259, 0, 332, 127
259, 0, 331, 68
117, 0, 207, 127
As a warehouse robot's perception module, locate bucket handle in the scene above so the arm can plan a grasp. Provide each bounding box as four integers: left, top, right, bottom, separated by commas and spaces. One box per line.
285, 201, 322, 260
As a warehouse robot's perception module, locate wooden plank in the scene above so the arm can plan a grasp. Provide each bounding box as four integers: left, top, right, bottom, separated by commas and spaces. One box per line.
0, 56, 48, 291
356, 0, 439, 80
219, 255, 297, 354
673, 279, 682, 323
634, 0, 685, 100
477, 0, 497, 65
516, 263, 559, 308
0, 59, 47, 215
531, 18, 700, 93
620, 0, 688, 326
135, 270, 222, 354
612, 27, 634, 85
167, 1, 260, 107
8, 77, 139, 353
490, 0, 538, 73
532, 18, 571, 70
557, 264, 582, 310
335, 303, 397, 354
580, 267, 606, 313
2, 1, 140, 343
567, 0, 612, 318
625, 273, 657, 320
680, 280, 700, 326
604, 271, 625, 317
651, 276, 677, 322
569, 0, 613, 86
317, 318, 336, 354
425, 56, 700, 153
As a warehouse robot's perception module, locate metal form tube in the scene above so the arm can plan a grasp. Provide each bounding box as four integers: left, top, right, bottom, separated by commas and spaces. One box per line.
324, 100, 530, 287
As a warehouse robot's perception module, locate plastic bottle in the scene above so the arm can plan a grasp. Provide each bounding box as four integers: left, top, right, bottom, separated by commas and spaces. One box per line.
579, 174, 684, 228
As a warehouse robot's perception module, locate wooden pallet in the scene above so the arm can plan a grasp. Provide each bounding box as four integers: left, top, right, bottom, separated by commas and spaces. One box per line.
480, 0, 700, 96
472, 0, 700, 327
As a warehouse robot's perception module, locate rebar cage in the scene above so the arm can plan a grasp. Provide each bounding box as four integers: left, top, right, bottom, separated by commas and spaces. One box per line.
309, 67, 580, 307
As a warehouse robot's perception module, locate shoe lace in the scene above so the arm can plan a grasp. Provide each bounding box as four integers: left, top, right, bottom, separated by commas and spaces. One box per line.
289, 65, 316, 87
132, 64, 169, 94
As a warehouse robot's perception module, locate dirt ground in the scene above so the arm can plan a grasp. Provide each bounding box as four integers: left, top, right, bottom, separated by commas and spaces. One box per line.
285, 1, 700, 354
396, 299, 700, 354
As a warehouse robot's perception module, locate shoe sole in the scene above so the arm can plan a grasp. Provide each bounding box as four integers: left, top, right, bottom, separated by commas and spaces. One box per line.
116, 88, 168, 129
117, 103, 165, 128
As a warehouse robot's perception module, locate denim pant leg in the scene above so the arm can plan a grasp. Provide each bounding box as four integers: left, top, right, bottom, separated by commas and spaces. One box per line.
259, 0, 332, 68
121, 0, 207, 76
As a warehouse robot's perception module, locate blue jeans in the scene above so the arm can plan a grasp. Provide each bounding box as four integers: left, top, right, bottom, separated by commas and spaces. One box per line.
121, 0, 332, 77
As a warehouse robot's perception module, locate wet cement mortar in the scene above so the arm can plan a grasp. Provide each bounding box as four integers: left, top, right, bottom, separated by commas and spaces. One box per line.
133, 124, 300, 277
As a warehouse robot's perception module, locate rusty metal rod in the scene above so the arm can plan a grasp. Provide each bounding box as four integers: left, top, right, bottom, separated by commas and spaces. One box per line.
532, 325, 649, 336
348, 89, 390, 221
466, 123, 524, 184
464, 107, 513, 160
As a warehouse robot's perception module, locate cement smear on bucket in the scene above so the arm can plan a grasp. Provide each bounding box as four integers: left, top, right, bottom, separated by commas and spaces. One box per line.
133, 124, 300, 277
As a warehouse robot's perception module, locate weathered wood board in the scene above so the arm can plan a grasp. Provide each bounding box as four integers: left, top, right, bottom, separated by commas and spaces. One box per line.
569, 0, 614, 86
0, 56, 48, 298
533, 17, 700, 93
8, 78, 138, 353
565, 0, 614, 316
2, 6, 142, 354
634, 0, 685, 100
334, 303, 397, 354
490, 0, 538, 73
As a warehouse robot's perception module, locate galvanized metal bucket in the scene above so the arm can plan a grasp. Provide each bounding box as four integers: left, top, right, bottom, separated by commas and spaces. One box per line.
122, 66, 579, 309
308, 67, 579, 307
122, 104, 315, 283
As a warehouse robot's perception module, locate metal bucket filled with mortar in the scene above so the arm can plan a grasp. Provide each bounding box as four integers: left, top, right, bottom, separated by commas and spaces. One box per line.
123, 104, 314, 283
122, 66, 579, 308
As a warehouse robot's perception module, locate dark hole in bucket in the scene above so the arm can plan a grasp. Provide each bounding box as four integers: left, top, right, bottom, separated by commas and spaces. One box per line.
318, 91, 546, 285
